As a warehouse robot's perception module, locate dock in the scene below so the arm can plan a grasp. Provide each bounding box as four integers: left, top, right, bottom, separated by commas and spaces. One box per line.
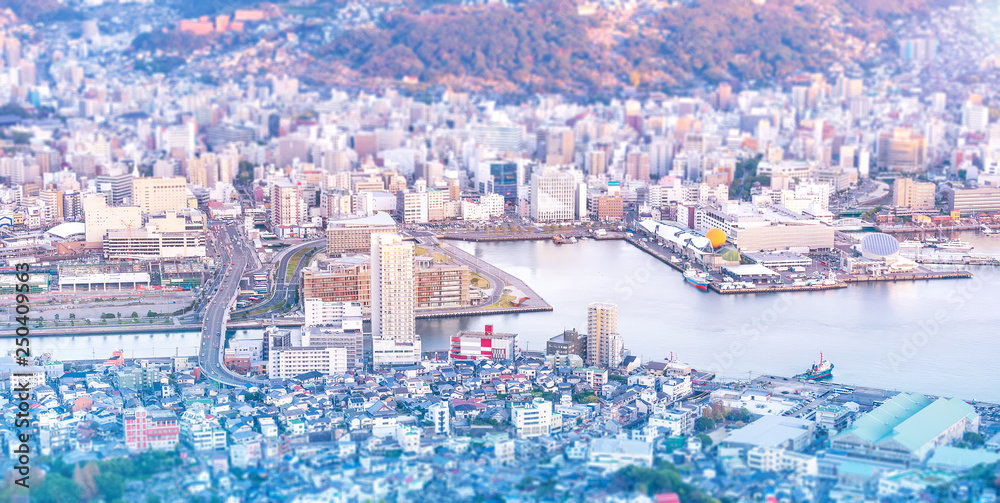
900, 253, 1000, 266
841, 270, 973, 283
626, 233, 975, 295
442, 231, 627, 242
708, 282, 847, 294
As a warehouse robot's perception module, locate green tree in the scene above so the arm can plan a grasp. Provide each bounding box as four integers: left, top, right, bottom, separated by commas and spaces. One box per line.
95, 471, 125, 501
11, 131, 31, 144
131, 311, 139, 319
31, 473, 81, 503
695, 416, 715, 432
963, 431, 985, 447
696, 433, 713, 449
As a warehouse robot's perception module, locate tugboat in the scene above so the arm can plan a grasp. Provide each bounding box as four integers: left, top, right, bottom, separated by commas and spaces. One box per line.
794, 352, 834, 380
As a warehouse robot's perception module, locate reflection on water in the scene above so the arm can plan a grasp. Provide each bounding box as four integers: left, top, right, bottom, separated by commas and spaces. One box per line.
12, 234, 1000, 402
418, 236, 1000, 402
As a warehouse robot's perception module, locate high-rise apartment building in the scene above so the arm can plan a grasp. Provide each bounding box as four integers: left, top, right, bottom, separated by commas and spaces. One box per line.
63, 191, 83, 222
270, 180, 305, 228
586, 302, 623, 369
626, 151, 651, 182
371, 233, 420, 366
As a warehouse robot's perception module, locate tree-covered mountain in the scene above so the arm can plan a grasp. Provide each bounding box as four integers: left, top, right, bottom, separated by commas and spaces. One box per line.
320, 0, 937, 95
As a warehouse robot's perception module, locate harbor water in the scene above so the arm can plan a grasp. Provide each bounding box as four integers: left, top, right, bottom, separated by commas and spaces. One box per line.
415, 234, 1000, 403
24, 232, 1000, 403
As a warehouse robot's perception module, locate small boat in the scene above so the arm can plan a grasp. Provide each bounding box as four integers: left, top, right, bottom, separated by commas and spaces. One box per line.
683, 268, 710, 291
794, 352, 834, 380
982, 224, 1000, 237
899, 240, 924, 248
552, 235, 566, 244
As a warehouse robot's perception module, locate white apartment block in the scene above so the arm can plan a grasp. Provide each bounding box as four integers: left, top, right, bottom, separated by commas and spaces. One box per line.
268, 347, 348, 379
304, 299, 363, 328
511, 399, 554, 438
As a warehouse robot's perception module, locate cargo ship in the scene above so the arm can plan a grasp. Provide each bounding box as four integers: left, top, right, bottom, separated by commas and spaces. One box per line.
683, 268, 710, 291
794, 352, 833, 380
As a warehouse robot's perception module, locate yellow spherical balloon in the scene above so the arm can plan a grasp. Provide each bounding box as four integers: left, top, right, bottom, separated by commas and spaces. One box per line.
706, 228, 726, 248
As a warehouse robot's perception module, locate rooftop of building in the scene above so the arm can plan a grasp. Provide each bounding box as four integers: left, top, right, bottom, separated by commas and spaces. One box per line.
722, 414, 814, 449
327, 211, 397, 229
833, 393, 976, 451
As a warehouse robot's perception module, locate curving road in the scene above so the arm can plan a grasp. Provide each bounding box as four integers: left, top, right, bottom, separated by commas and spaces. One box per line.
230, 238, 325, 317
198, 221, 267, 386
406, 230, 506, 308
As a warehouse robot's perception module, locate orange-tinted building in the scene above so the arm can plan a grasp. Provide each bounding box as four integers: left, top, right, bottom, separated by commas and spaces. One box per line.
597, 196, 624, 222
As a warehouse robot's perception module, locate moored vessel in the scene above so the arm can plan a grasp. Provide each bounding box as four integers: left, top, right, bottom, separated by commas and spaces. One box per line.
683, 268, 710, 291
794, 352, 834, 380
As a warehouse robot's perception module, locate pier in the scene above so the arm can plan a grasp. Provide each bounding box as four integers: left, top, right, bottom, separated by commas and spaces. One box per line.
442, 230, 627, 242
841, 270, 973, 283
625, 231, 976, 295
708, 283, 847, 294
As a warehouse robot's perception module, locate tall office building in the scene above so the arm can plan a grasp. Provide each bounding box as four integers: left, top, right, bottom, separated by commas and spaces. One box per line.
537, 127, 575, 165
530, 169, 576, 222
892, 178, 936, 212
371, 233, 421, 366
586, 302, 623, 369
96, 172, 134, 205
877, 129, 926, 173
476, 159, 524, 203
474, 123, 524, 153
132, 177, 189, 214
962, 102, 990, 134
